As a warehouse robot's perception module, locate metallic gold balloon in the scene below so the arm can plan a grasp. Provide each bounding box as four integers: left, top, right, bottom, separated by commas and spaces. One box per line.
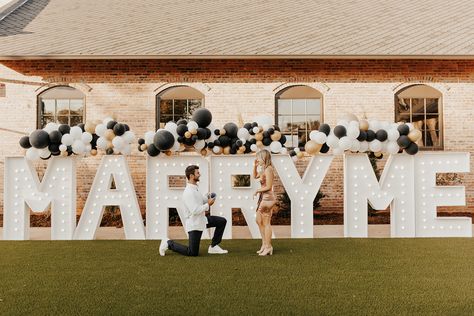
140, 144, 148, 151
184, 131, 192, 138
90, 149, 98, 156
200, 149, 208, 156
255, 133, 263, 141
105, 129, 115, 141
85, 122, 96, 134
256, 140, 264, 148
270, 131, 282, 141
296, 151, 304, 158
408, 129, 422, 142
359, 120, 369, 131
304, 140, 322, 155
223, 146, 231, 155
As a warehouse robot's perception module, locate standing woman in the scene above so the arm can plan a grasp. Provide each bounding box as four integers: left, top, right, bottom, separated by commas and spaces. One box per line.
253, 149, 277, 256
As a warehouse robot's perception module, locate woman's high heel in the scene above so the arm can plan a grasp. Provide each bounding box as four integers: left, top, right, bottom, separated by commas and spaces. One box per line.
256, 245, 265, 254
259, 246, 273, 256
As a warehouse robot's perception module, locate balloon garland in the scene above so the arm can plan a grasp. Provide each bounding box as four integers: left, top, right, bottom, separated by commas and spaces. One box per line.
19, 117, 135, 161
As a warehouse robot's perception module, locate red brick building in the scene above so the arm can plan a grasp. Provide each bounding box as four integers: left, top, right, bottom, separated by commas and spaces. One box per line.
0, 0, 473, 214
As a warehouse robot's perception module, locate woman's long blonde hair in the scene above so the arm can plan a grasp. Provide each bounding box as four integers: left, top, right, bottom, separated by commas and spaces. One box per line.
256, 149, 272, 170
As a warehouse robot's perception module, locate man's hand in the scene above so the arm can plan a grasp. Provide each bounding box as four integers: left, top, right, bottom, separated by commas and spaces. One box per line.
208, 198, 215, 206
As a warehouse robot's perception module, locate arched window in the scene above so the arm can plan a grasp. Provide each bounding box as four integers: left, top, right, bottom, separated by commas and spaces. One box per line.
37, 86, 85, 128
275, 85, 323, 148
156, 86, 204, 129
395, 85, 443, 149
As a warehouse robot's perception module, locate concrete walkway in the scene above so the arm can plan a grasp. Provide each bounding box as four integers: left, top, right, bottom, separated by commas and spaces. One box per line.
0, 225, 393, 240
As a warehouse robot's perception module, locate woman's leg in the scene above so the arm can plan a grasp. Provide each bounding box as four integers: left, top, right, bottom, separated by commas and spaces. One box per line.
262, 211, 272, 248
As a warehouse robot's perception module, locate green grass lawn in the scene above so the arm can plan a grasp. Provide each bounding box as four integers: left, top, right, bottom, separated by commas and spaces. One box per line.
0, 239, 474, 315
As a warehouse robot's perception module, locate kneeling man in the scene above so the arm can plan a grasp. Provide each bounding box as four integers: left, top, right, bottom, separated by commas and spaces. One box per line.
159, 165, 228, 256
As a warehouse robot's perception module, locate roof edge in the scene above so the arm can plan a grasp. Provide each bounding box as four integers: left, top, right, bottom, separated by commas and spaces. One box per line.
0, 0, 30, 22
0, 54, 474, 60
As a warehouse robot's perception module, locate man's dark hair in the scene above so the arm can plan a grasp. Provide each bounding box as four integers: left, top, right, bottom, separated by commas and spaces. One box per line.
185, 165, 199, 180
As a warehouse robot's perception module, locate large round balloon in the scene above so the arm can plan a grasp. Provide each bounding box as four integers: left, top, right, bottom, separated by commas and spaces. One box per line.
366, 130, 376, 142
58, 124, 70, 135
153, 130, 175, 151
375, 130, 388, 142
333, 125, 347, 138
397, 135, 411, 149
218, 135, 231, 147
29, 130, 50, 149
405, 142, 419, 155
305, 140, 322, 155
147, 144, 160, 157
49, 130, 62, 144
397, 124, 410, 136
192, 108, 213, 127
223, 122, 238, 138
319, 124, 331, 136
113, 123, 126, 136
19, 136, 32, 149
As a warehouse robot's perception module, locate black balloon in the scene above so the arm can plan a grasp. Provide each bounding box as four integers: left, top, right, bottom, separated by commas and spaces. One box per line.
48, 143, 60, 155
177, 136, 185, 143
397, 124, 410, 136
333, 125, 347, 138
397, 135, 411, 148
279, 134, 287, 145
106, 120, 117, 130
262, 137, 272, 146
251, 122, 258, 128
218, 135, 231, 147
78, 123, 85, 132
58, 124, 70, 135
319, 124, 331, 136
263, 131, 270, 138
147, 144, 160, 156
106, 148, 114, 155
235, 140, 243, 147
223, 123, 238, 138
176, 124, 188, 136
405, 142, 419, 155
49, 130, 62, 144
375, 130, 388, 142
138, 138, 145, 145
249, 138, 257, 145
192, 108, 213, 128
113, 123, 126, 136
274, 125, 280, 132
214, 139, 221, 147
184, 137, 196, 146
289, 150, 297, 157
243, 123, 252, 130
153, 130, 175, 151
268, 128, 275, 135
91, 134, 99, 149
19, 136, 31, 149
191, 135, 199, 142
29, 130, 50, 149
320, 143, 330, 153
207, 142, 215, 149
124, 124, 130, 131
66, 145, 73, 156
196, 128, 207, 140
214, 129, 220, 136
177, 119, 188, 125
138, 144, 143, 152
366, 130, 376, 142
230, 147, 237, 155
357, 131, 367, 142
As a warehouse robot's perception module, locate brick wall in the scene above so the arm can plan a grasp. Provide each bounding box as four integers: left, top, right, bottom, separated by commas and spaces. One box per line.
0, 59, 473, 215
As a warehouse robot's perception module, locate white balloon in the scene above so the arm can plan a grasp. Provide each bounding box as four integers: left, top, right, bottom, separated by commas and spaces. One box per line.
339, 136, 352, 151
96, 137, 108, 150
39, 148, 51, 159
70, 126, 83, 140
85, 144, 92, 152
165, 122, 178, 133
59, 144, 67, 152
212, 146, 221, 154
349, 120, 360, 129
294, 147, 300, 153
369, 120, 380, 131
387, 128, 400, 141
369, 139, 382, 152
144, 131, 155, 145
380, 121, 390, 131
112, 136, 125, 149
333, 147, 344, 155
171, 141, 181, 152
187, 121, 199, 132
61, 134, 74, 146
309, 131, 319, 141
121, 144, 132, 155
359, 141, 369, 152
81, 132, 93, 144
313, 132, 327, 144
280, 147, 288, 155
123, 131, 135, 144
237, 128, 250, 140
194, 140, 206, 150
350, 140, 360, 152
381, 141, 388, 153
347, 126, 360, 139
326, 134, 340, 148
270, 141, 282, 153
26, 148, 40, 161
387, 141, 400, 154
250, 144, 258, 152
72, 140, 85, 154
252, 127, 260, 134
44, 122, 59, 133
95, 124, 107, 137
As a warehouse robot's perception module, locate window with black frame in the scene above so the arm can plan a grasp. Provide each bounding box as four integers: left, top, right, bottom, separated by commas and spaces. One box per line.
156, 86, 204, 129
395, 85, 443, 150
275, 86, 322, 148
37, 86, 85, 128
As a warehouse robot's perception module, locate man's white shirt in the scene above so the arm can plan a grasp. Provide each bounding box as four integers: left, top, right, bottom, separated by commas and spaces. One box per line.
182, 183, 209, 232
